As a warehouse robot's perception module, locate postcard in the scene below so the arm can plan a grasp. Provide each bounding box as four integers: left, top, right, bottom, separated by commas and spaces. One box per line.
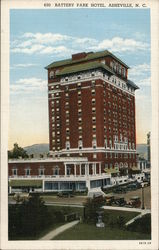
1, 0, 158, 249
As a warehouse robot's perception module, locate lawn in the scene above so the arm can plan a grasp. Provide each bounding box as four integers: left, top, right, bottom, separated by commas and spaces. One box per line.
47, 205, 84, 217
53, 223, 151, 240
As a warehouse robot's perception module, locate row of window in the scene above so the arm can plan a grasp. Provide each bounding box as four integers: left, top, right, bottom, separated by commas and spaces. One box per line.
12, 167, 60, 176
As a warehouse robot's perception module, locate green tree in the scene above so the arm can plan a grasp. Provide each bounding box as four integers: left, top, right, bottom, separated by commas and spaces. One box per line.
84, 197, 104, 224
8, 143, 29, 159
9, 194, 51, 239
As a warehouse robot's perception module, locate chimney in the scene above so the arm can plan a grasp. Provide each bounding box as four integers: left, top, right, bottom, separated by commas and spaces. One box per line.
72, 52, 87, 61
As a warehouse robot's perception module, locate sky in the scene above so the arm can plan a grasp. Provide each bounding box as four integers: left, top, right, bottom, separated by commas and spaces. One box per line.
9, 9, 151, 149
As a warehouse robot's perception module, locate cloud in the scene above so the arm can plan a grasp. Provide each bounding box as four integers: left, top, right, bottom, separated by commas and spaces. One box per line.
22, 32, 70, 44
137, 77, 151, 87
129, 63, 150, 78
11, 32, 150, 56
92, 37, 149, 53
10, 63, 39, 69
10, 77, 47, 94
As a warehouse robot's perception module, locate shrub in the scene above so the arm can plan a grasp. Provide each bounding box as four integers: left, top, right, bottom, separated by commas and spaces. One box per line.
84, 197, 104, 224
126, 214, 151, 234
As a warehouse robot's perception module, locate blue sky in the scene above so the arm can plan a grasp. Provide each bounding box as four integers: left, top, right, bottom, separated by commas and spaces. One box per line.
9, 9, 151, 149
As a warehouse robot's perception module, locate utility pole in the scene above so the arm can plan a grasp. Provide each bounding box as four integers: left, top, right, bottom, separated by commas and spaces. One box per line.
141, 183, 145, 209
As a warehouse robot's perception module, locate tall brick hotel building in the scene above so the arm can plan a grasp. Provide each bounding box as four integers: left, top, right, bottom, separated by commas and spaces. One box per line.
47, 50, 138, 170
8, 50, 139, 193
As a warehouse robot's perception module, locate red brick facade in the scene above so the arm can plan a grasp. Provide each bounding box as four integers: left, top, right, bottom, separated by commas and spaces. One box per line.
46, 50, 138, 172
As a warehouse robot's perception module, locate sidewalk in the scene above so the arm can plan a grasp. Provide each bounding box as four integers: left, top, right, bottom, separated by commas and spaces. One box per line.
40, 220, 79, 240
102, 205, 151, 213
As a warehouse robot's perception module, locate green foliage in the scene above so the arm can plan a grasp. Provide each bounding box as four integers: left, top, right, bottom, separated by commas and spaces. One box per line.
84, 197, 104, 224
126, 214, 151, 234
9, 194, 51, 239
8, 143, 29, 159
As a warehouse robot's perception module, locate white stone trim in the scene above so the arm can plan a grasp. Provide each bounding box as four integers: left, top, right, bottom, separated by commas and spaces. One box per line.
50, 147, 136, 155
51, 74, 136, 96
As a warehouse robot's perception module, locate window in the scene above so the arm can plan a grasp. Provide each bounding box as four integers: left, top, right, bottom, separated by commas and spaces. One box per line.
25, 169, 30, 176
92, 107, 96, 113
92, 98, 96, 105
78, 100, 82, 105
109, 140, 112, 149
93, 154, 97, 159
91, 89, 95, 95
78, 126, 82, 132
66, 128, 70, 133
77, 75, 81, 79
92, 139, 97, 149
104, 139, 107, 148
12, 168, 17, 176
92, 116, 96, 122
78, 109, 82, 115
39, 168, 44, 176
53, 167, 59, 175
49, 71, 54, 79
78, 140, 83, 149
92, 125, 96, 132
65, 102, 69, 106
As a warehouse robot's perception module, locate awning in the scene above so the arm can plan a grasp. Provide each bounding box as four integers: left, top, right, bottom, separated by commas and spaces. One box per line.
104, 168, 120, 174
131, 167, 141, 171
9, 180, 42, 188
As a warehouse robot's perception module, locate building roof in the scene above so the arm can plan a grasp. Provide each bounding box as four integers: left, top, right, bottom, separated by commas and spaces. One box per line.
127, 79, 139, 90
45, 50, 129, 69
56, 61, 114, 76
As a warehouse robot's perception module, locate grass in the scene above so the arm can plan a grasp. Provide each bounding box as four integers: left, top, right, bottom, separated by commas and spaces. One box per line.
9, 222, 65, 241
103, 209, 139, 222
46, 205, 84, 217
53, 223, 151, 240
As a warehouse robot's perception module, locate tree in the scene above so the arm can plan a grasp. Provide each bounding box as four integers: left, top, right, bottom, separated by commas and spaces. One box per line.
9, 194, 51, 239
84, 197, 104, 224
8, 143, 29, 159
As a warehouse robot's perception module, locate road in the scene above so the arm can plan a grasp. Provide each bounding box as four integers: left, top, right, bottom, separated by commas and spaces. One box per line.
8, 186, 151, 209
112, 186, 151, 209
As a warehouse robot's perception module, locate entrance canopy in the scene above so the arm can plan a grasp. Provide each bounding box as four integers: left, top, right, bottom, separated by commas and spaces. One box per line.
9, 180, 42, 188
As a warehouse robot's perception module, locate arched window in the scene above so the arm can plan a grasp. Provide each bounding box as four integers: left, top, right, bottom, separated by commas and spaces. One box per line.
66, 141, 70, 150
92, 139, 97, 149
78, 140, 83, 149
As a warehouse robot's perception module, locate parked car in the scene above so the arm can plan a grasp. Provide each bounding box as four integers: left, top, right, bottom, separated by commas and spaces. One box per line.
126, 196, 141, 208
112, 197, 127, 207
126, 183, 138, 191
13, 192, 29, 202
105, 195, 115, 205
57, 191, 74, 198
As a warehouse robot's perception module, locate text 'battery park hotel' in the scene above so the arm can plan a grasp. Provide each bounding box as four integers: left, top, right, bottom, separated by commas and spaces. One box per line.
9, 50, 139, 193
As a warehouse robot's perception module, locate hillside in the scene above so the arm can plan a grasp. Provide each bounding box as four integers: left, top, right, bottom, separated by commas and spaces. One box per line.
24, 144, 49, 155
136, 144, 147, 159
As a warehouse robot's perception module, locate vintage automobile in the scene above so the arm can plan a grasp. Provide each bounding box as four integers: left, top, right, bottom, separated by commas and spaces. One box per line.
112, 197, 127, 207
126, 196, 141, 208
105, 195, 115, 206
57, 191, 74, 198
